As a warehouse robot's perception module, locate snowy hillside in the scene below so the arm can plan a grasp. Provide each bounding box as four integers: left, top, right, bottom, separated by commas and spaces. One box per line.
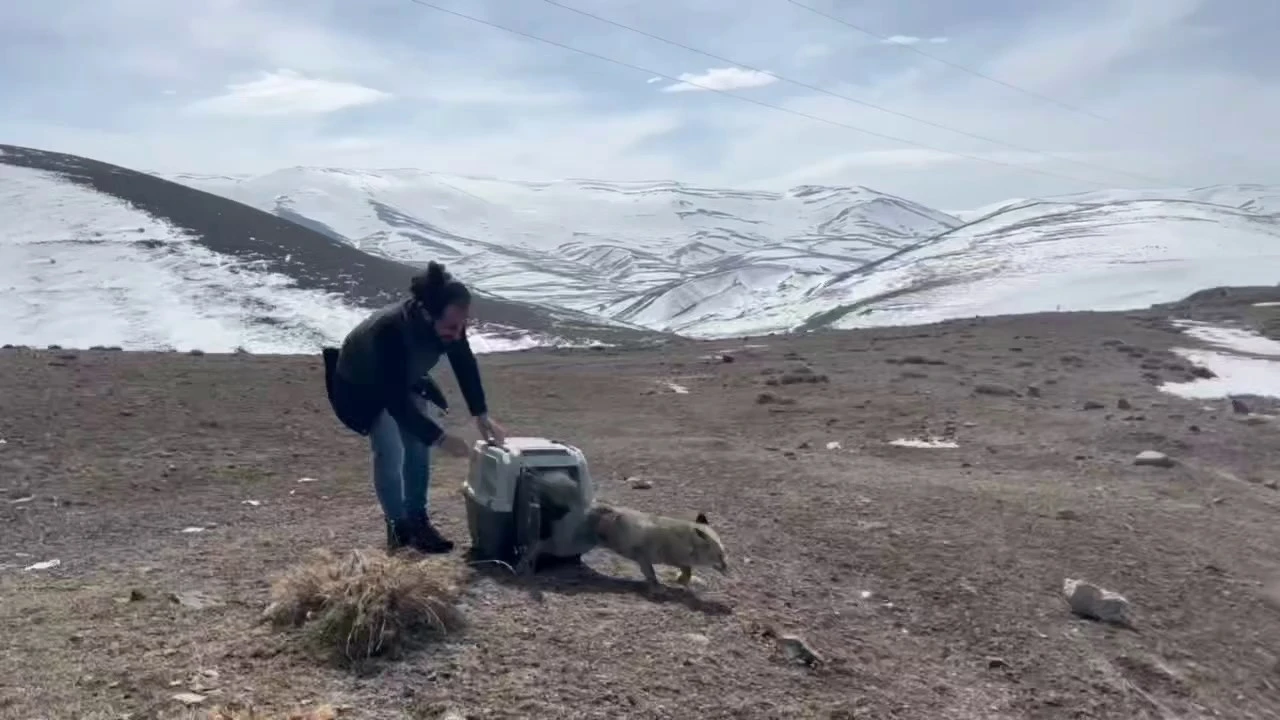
787, 196, 1280, 332
0, 145, 662, 353
5, 143, 1278, 350
173, 167, 1280, 338
169, 168, 960, 331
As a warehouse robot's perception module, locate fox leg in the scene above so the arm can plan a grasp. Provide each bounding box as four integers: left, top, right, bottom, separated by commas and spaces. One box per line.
637, 558, 661, 589
675, 566, 692, 585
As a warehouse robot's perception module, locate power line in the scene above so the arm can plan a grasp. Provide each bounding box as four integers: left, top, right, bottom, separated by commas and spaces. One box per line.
536, 0, 1177, 188
784, 0, 1115, 123
405, 0, 1130, 189
785, 0, 1254, 176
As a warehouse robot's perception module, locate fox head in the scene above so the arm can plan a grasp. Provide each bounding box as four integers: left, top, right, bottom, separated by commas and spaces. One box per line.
691, 512, 728, 574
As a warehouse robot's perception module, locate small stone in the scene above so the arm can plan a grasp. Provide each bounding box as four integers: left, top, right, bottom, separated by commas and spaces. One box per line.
629, 477, 654, 490
777, 634, 823, 666
1027, 385, 1042, 398
171, 692, 206, 706
974, 383, 1018, 397
1082, 401, 1105, 410
1134, 450, 1175, 468
1117, 398, 1132, 410
1063, 578, 1133, 628
168, 591, 224, 610
1230, 397, 1251, 415
1055, 509, 1080, 521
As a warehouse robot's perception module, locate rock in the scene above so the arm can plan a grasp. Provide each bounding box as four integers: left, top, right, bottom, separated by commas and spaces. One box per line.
172, 692, 206, 706
777, 634, 824, 667
1082, 401, 1105, 410
1063, 578, 1133, 627
756, 392, 794, 405
1055, 509, 1080, 521
1230, 397, 1251, 414
1026, 385, 1042, 398
1134, 450, 1175, 468
1117, 398, 1132, 410
974, 383, 1018, 397
1188, 365, 1216, 379
683, 632, 711, 645
719, 353, 734, 363
629, 477, 654, 490
893, 355, 945, 365
168, 591, 224, 610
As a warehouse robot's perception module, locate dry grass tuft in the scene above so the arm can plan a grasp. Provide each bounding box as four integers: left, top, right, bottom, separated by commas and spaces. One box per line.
261, 549, 465, 662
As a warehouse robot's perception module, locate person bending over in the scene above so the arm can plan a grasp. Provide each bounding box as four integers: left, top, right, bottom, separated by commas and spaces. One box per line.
323, 261, 505, 554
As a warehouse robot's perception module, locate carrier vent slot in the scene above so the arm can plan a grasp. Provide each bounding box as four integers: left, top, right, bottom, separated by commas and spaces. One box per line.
519, 448, 573, 457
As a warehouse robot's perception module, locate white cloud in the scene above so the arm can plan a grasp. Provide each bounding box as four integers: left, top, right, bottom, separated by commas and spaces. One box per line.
882, 35, 949, 45
1, 0, 1276, 209
659, 67, 779, 93
185, 69, 391, 116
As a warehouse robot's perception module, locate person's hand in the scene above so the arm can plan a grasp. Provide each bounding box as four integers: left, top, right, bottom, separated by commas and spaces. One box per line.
475, 415, 506, 445
436, 433, 470, 458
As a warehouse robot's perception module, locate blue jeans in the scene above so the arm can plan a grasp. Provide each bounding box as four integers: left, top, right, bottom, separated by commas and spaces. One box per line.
368, 409, 433, 522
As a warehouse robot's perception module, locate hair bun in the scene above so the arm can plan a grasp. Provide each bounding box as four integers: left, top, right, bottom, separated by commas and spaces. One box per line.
425, 261, 449, 288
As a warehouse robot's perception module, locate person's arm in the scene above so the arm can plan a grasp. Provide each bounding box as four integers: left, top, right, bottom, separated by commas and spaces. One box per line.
373, 322, 447, 447
446, 328, 489, 417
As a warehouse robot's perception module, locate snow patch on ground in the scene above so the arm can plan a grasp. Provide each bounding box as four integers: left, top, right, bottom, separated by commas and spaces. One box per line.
889, 437, 960, 449
1160, 322, 1280, 400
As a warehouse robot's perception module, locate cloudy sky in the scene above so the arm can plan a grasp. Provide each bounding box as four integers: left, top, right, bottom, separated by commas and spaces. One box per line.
1, 0, 1274, 208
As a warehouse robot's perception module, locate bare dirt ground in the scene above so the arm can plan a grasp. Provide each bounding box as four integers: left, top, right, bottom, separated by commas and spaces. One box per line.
4, 305, 1280, 720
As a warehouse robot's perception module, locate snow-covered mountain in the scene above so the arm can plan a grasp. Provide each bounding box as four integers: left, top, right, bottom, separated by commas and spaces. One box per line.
3, 143, 1278, 352
786, 193, 1280, 331
0, 145, 663, 353
174, 166, 1280, 338
168, 168, 960, 334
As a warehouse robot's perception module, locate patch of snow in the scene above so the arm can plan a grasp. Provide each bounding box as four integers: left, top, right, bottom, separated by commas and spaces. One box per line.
1161, 350, 1280, 399
1253, 301, 1280, 308
889, 437, 960, 448
1173, 321, 1280, 357
665, 382, 690, 394
1160, 323, 1280, 399
24, 559, 60, 571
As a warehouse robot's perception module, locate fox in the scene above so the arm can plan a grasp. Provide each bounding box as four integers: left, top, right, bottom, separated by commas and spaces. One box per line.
584, 502, 729, 592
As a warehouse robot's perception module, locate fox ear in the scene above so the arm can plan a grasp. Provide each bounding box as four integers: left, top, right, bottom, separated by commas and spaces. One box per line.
695, 512, 709, 525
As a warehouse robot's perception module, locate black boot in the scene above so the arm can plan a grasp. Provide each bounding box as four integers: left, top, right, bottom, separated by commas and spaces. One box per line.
385, 517, 412, 555
406, 510, 454, 554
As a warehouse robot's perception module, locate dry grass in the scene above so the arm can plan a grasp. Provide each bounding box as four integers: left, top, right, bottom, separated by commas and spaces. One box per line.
261, 549, 466, 664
